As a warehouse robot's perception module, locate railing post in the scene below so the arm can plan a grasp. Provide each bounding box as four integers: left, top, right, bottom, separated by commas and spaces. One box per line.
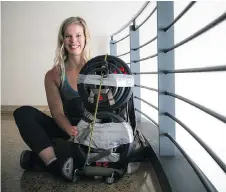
110, 37, 117, 56
157, 2, 176, 156
130, 24, 141, 122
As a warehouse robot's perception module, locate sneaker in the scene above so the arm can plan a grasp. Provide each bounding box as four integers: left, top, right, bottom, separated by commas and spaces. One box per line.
61, 157, 75, 181
20, 150, 45, 170
46, 157, 76, 182
20, 150, 33, 170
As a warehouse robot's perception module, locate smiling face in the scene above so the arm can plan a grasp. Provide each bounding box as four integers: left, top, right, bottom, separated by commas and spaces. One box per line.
63, 23, 86, 56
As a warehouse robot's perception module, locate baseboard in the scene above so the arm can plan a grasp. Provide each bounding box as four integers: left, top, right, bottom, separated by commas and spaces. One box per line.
1, 105, 51, 116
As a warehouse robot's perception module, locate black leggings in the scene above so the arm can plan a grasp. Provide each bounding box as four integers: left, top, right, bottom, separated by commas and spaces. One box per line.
13, 106, 71, 154
14, 105, 86, 169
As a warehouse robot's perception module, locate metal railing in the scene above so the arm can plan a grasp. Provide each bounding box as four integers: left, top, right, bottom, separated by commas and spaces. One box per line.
162, 1, 196, 32
132, 36, 157, 51
110, 1, 150, 37
135, 6, 157, 30
133, 65, 226, 74
162, 12, 226, 53
161, 133, 217, 192
110, 1, 226, 191
165, 91, 226, 124
135, 108, 159, 127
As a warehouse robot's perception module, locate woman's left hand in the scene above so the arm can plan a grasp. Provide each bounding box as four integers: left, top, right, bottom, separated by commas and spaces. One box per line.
71, 126, 79, 137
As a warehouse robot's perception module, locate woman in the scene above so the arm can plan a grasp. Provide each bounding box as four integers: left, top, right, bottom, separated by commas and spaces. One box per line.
14, 16, 91, 181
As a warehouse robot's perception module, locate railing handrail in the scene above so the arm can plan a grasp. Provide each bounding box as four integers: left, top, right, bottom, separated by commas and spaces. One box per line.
164, 112, 226, 174
133, 65, 226, 74
112, 34, 130, 44
133, 35, 157, 50
165, 91, 226, 124
161, 133, 218, 192
117, 50, 131, 58
135, 6, 157, 31
163, 12, 226, 53
135, 108, 159, 127
134, 84, 158, 92
110, 1, 150, 37
163, 1, 196, 32
134, 96, 158, 110
132, 53, 158, 63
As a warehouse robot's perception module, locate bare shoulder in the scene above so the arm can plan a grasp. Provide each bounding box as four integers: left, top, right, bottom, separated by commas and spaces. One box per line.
45, 66, 61, 87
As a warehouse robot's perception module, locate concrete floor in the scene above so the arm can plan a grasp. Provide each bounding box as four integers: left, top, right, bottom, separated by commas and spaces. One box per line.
1, 114, 162, 192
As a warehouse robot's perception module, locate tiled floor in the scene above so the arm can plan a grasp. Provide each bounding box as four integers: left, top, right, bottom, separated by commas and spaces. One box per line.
1, 114, 162, 192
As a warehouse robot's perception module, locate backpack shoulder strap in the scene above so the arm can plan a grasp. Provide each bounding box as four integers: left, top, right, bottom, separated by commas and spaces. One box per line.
127, 93, 136, 132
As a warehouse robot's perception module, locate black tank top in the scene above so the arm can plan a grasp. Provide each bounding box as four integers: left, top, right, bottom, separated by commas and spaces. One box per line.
59, 74, 84, 125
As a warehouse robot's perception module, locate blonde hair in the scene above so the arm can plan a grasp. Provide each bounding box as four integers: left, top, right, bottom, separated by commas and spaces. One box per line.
53, 16, 91, 83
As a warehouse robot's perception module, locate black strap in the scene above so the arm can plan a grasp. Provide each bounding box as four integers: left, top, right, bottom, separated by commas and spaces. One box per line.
127, 94, 136, 132
87, 149, 113, 164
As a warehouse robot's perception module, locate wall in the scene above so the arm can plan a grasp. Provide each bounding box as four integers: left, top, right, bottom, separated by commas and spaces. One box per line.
1, 1, 144, 105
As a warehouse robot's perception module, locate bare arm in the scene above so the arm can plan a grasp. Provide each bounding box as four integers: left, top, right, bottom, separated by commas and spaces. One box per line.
44, 70, 76, 136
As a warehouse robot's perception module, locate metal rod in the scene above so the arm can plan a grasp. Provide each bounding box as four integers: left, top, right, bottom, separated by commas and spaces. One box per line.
135, 108, 159, 126
117, 51, 130, 57
161, 133, 217, 192
110, 1, 150, 37
133, 53, 158, 63
133, 36, 157, 51
165, 91, 226, 124
135, 6, 157, 31
133, 65, 226, 74
135, 84, 158, 92
163, 2, 196, 32
133, 72, 158, 75
113, 34, 130, 44
165, 112, 226, 174
163, 65, 226, 74
134, 96, 158, 110
163, 12, 226, 53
